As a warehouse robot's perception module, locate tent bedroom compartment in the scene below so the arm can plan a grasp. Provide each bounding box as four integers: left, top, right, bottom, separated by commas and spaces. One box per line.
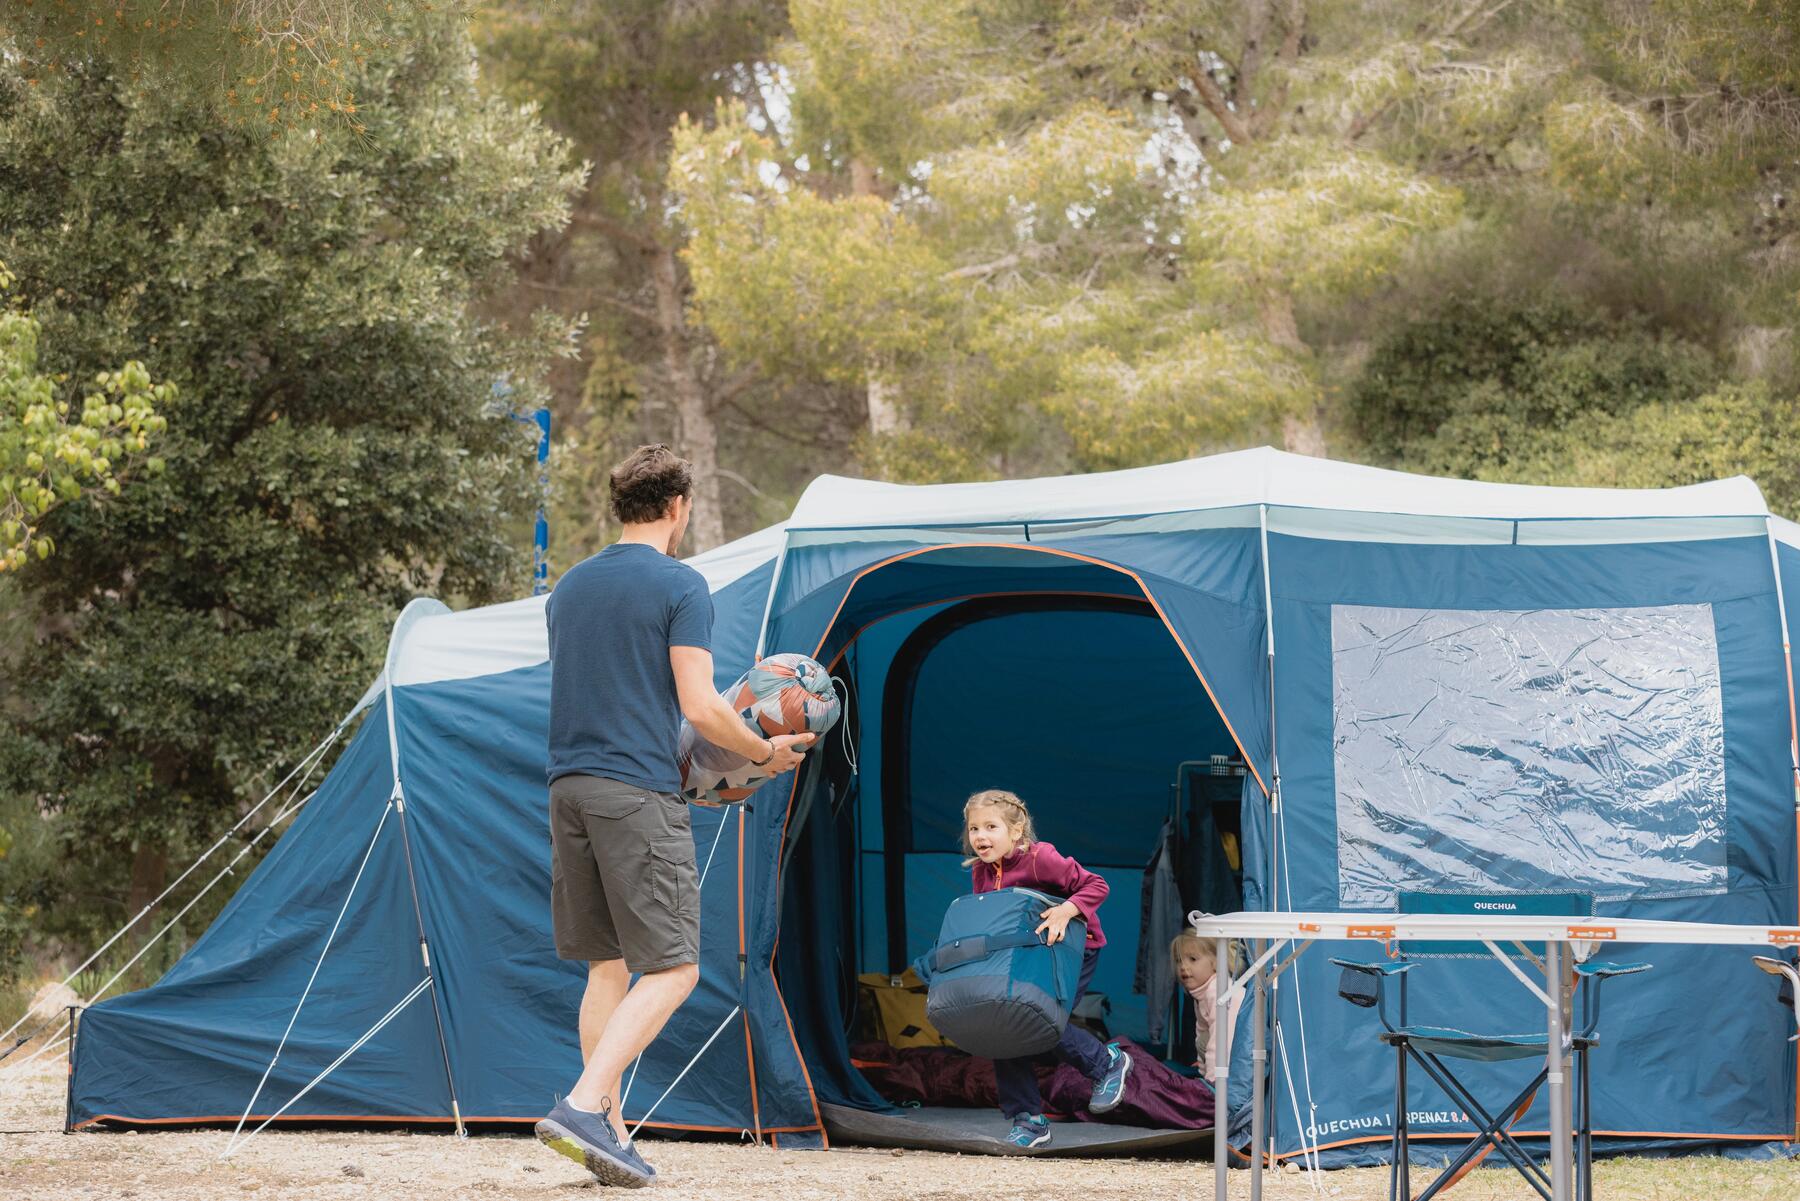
67, 447, 1800, 1162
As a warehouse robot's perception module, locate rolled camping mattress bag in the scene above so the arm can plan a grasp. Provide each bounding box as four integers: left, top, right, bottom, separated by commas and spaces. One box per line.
913, 886, 1086, 1059
675, 652, 841, 802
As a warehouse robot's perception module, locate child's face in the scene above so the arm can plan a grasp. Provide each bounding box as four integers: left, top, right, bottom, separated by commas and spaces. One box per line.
1175, 945, 1216, 992
966, 805, 1023, 864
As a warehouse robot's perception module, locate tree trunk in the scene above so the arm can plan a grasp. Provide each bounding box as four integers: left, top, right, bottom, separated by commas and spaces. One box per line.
1257, 288, 1304, 352
850, 157, 879, 197
1258, 289, 1328, 457
1281, 412, 1328, 457
648, 241, 725, 552
865, 369, 903, 438
518, 221, 585, 420
850, 159, 905, 441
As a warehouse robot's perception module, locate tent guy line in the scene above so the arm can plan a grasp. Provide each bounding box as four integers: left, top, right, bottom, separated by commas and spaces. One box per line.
621, 802, 741, 1115
223, 976, 434, 1156
0, 780, 327, 1087
0, 715, 348, 1060
223, 800, 397, 1159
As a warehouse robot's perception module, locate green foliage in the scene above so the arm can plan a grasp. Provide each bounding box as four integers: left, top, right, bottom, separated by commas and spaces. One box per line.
1352, 301, 1720, 463
1184, 140, 1463, 302
495, 0, 1800, 526
1, 272, 173, 571
0, 1, 437, 137
672, 108, 954, 387
1507, 384, 1800, 508
671, 2, 1500, 481
1045, 329, 1317, 471
476, 0, 863, 555
0, 14, 579, 974
1346, 299, 1800, 512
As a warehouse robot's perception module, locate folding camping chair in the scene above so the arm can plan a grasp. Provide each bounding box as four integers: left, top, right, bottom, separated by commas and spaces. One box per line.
1330, 892, 1649, 1201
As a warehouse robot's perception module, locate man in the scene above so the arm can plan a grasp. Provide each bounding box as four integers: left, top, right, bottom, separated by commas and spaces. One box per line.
535, 445, 811, 1187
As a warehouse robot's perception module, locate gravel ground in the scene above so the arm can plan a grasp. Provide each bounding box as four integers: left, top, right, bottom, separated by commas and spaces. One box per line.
3, 1058, 1796, 1200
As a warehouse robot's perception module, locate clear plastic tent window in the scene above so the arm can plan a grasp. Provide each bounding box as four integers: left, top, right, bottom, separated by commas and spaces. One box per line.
1331, 603, 1728, 907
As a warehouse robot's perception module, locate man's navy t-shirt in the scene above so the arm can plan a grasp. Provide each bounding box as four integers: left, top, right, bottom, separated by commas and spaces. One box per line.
546, 542, 713, 793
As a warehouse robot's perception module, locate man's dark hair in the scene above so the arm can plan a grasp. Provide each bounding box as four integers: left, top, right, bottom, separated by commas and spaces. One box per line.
609, 444, 694, 525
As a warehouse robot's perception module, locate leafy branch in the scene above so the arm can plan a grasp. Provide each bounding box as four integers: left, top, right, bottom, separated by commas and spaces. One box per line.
0, 275, 172, 572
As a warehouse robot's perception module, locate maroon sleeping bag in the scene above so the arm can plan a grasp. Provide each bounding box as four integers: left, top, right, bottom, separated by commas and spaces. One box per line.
851, 1036, 1216, 1129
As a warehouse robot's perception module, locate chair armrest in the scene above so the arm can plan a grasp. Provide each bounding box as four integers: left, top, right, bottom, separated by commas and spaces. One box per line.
1328, 958, 1412, 976
1575, 961, 1651, 980
1754, 956, 1797, 1011
1330, 958, 1408, 1013
1574, 960, 1651, 1039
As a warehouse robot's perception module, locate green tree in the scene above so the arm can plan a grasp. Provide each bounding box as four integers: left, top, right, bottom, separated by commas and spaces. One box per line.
1338, 1, 1800, 509
477, 1, 858, 554
0, 16, 580, 974
1350, 300, 1800, 512
1, 266, 173, 571
0, 1, 425, 136
669, 1, 1506, 482
664, 2, 1800, 498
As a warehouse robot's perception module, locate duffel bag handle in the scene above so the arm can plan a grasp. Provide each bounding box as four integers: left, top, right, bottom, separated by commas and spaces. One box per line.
927, 928, 1046, 974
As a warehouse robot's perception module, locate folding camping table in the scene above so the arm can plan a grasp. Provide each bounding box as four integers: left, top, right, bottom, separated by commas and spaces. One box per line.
1187, 911, 1800, 1201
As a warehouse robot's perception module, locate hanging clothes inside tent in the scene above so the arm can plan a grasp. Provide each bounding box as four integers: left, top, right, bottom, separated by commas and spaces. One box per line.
1135, 818, 1184, 1044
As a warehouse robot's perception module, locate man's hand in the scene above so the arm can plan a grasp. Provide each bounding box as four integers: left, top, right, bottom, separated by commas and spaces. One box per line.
1035, 901, 1082, 945
762, 732, 816, 774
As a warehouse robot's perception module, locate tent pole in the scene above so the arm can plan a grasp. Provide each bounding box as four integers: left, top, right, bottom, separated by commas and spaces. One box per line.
61, 1003, 77, 1133
1762, 521, 1800, 815
390, 780, 467, 1138
1257, 503, 1281, 1166
1762, 519, 1800, 1142
1257, 505, 1280, 907
383, 637, 468, 1137
752, 529, 792, 660
735, 795, 765, 1142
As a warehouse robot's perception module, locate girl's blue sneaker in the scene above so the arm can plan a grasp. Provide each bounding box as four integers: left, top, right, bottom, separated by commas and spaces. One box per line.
1005, 1113, 1052, 1150
1088, 1043, 1132, 1114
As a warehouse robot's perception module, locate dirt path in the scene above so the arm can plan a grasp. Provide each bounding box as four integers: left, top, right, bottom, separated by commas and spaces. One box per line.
3, 1060, 1795, 1200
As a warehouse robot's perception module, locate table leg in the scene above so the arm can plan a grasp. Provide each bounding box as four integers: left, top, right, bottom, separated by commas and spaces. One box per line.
1544, 939, 1573, 1201
1215, 936, 1231, 1201
1250, 939, 1266, 1201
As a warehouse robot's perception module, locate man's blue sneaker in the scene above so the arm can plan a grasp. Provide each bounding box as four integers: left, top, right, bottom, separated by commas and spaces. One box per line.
1005, 1112, 1052, 1151
1088, 1043, 1132, 1114
535, 1097, 654, 1188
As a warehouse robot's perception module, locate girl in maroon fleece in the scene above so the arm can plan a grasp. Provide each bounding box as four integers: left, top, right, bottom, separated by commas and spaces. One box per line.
962, 788, 1132, 1149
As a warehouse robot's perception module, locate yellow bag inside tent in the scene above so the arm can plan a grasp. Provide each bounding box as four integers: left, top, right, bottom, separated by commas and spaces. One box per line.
856, 968, 953, 1049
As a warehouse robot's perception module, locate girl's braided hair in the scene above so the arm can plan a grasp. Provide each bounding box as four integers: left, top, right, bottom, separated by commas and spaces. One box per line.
960, 788, 1037, 867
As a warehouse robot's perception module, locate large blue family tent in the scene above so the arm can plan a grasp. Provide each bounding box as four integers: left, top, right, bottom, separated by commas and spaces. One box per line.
68, 448, 1800, 1162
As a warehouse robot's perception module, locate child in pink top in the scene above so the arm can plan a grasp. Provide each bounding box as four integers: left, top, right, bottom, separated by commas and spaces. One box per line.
1172, 929, 1243, 1080
962, 789, 1132, 1150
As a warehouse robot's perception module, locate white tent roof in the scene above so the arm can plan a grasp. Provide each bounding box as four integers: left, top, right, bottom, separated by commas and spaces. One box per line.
356, 449, 1790, 699
355, 523, 787, 702
788, 446, 1770, 530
